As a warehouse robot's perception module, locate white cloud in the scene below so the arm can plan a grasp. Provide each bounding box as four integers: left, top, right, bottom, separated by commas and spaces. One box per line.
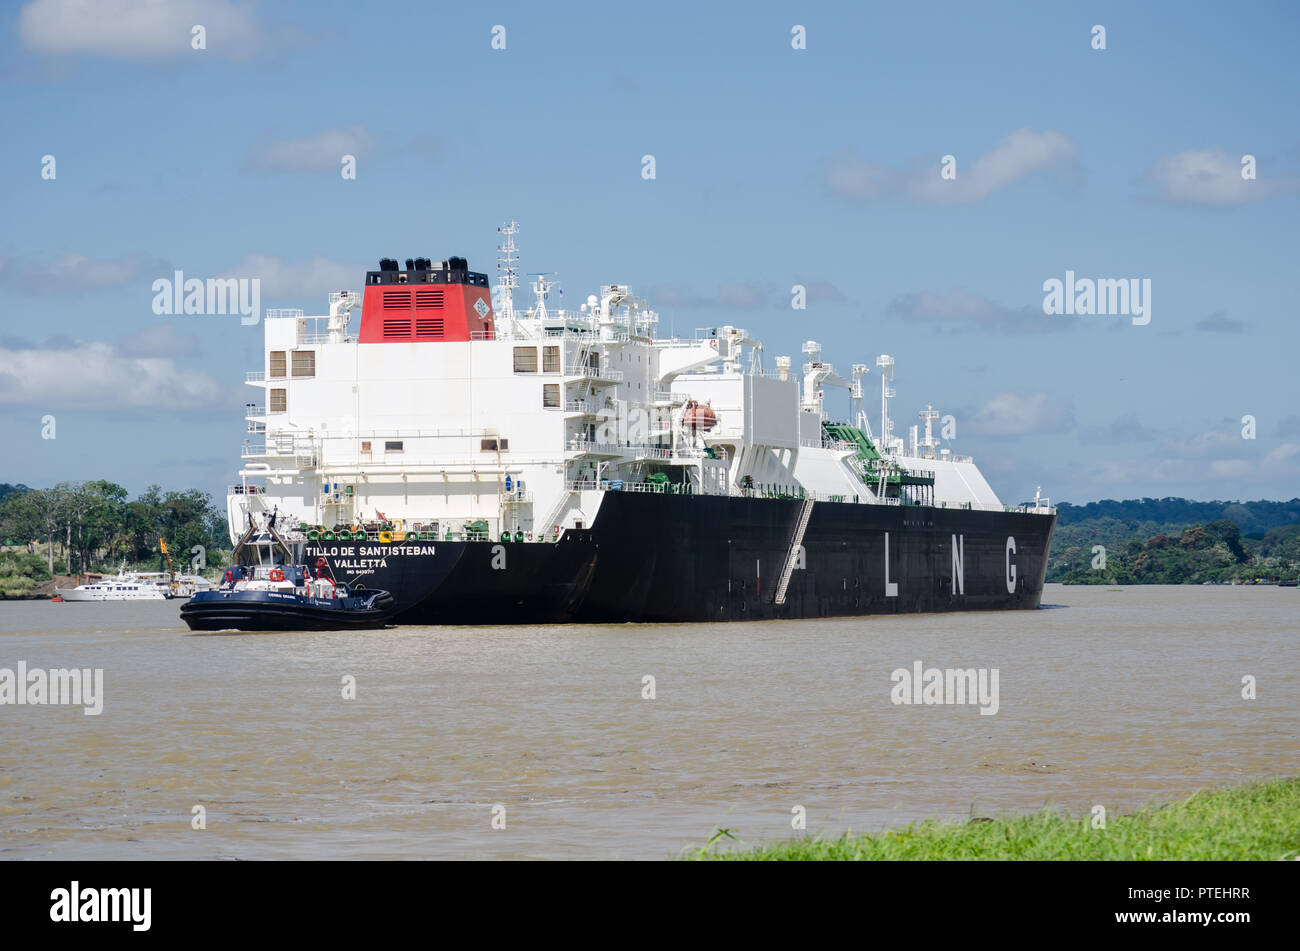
648, 278, 846, 311
823, 129, 1079, 205
221, 254, 358, 305
794, 280, 847, 304
1165, 428, 1245, 459
648, 281, 775, 310
1080, 439, 1300, 495
114, 323, 202, 358
245, 126, 373, 173
888, 290, 1059, 335
966, 391, 1075, 437
1143, 150, 1299, 206
0, 339, 222, 411
1193, 309, 1245, 333
1078, 411, 1162, 445
19, 0, 264, 59
0, 252, 166, 294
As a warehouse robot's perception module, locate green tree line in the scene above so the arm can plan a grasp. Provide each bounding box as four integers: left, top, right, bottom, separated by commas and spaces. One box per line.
1049, 519, 1300, 584
0, 480, 230, 579
1056, 497, 1300, 534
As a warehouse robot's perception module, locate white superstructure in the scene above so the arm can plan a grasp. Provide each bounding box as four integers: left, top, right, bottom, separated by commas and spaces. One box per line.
230, 225, 1046, 544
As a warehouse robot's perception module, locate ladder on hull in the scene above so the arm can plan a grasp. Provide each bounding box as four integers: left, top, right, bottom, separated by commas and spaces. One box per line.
538, 487, 575, 540
773, 499, 815, 605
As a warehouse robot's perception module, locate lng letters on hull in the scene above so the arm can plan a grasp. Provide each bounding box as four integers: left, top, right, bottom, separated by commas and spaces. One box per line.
229, 224, 1056, 624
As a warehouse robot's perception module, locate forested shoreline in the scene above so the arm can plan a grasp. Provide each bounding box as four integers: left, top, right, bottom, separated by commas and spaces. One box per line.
0, 482, 230, 598
1047, 498, 1300, 584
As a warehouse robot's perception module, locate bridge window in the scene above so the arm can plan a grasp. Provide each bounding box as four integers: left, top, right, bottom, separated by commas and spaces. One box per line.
291, 350, 315, 377
269, 388, 287, 413
542, 384, 560, 408
269, 351, 286, 378
480, 438, 509, 452
542, 345, 560, 373
384, 441, 403, 452
513, 347, 538, 373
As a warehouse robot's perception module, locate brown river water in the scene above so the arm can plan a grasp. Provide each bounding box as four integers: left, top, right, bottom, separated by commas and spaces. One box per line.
1, 585, 1296, 859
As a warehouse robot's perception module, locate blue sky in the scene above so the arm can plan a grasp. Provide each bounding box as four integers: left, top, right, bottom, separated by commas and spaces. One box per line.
2, 0, 1298, 506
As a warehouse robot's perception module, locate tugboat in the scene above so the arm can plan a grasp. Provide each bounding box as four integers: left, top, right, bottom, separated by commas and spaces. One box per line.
180, 514, 396, 631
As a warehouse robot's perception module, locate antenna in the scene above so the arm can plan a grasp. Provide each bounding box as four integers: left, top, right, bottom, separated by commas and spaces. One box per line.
529, 272, 558, 323
850, 363, 873, 438
876, 354, 896, 455
918, 403, 940, 458
495, 221, 520, 322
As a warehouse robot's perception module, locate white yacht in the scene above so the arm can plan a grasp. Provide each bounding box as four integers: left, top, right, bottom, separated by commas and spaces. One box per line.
56, 570, 168, 602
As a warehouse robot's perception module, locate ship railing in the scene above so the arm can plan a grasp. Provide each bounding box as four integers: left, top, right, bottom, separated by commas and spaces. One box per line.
241, 444, 291, 459
648, 338, 708, 349
565, 366, 624, 383
1016, 502, 1057, 515
897, 467, 936, 480
296, 332, 352, 345
574, 479, 703, 495
540, 329, 597, 341
241, 433, 320, 458
651, 389, 686, 403
932, 500, 1056, 514
565, 439, 709, 459
245, 370, 265, 383
551, 478, 1052, 512
635, 446, 708, 460
228, 484, 267, 496
264, 308, 304, 320
802, 438, 859, 452
245, 404, 265, 418
565, 437, 618, 455
650, 328, 735, 347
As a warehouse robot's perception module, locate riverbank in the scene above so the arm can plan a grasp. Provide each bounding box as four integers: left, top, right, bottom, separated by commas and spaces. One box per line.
689, 776, 1300, 860
0, 570, 75, 600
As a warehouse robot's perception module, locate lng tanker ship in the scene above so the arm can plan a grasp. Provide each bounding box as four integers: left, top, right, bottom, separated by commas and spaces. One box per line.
229, 223, 1056, 624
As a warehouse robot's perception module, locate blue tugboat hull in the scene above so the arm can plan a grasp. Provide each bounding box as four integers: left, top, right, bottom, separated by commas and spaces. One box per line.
180, 589, 396, 631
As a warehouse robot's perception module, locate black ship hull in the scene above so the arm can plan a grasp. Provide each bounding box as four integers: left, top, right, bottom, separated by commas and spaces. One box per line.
301, 493, 1056, 625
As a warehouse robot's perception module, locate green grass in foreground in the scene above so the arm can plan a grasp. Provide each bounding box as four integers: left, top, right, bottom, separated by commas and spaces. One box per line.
688, 777, 1300, 860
